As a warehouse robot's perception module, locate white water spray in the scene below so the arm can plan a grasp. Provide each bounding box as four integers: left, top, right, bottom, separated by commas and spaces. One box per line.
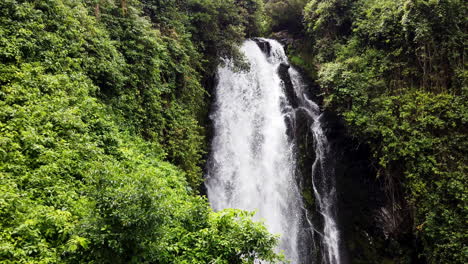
206, 39, 342, 264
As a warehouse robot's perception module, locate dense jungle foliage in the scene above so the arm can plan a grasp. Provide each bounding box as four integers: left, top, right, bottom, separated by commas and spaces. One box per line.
0, 0, 284, 263
268, 0, 466, 263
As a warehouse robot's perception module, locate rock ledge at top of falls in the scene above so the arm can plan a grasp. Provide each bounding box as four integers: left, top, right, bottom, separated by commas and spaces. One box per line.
252, 38, 271, 57
270, 31, 295, 47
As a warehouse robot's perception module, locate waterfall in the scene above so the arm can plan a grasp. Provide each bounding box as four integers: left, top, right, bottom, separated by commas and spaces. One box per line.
289, 68, 342, 264
206, 38, 342, 264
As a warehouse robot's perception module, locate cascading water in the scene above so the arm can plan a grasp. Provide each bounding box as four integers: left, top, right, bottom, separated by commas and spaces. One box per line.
206, 38, 342, 264
289, 68, 342, 264
205, 39, 303, 262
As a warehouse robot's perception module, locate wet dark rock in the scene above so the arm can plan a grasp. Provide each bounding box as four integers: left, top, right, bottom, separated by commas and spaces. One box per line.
271, 30, 295, 48
319, 110, 345, 141
277, 62, 300, 108
292, 66, 323, 105
252, 38, 271, 56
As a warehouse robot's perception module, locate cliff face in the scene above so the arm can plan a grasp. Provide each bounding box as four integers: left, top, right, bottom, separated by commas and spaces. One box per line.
272, 36, 421, 263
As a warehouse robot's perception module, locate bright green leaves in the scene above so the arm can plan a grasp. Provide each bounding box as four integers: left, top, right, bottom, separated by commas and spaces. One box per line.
303, 0, 467, 262
0, 1, 282, 263
0, 176, 81, 263
0, 67, 101, 262
187, 0, 267, 71
303, 0, 353, 61
90, 0, 209, 187
340, 90, 467, 263
165, 209, 284, 264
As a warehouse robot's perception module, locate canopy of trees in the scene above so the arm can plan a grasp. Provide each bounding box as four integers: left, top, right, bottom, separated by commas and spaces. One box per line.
300, 0, 467, 263
0, 0, 282, 263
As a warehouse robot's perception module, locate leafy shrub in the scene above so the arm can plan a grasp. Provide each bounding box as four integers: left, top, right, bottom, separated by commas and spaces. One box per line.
0, 0, 282, 263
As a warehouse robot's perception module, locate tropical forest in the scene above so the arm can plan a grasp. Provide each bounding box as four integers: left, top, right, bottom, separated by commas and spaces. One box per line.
0, 0, 466, 263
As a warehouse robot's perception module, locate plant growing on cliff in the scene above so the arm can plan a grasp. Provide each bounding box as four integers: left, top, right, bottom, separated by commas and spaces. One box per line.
303, 0, 467, 262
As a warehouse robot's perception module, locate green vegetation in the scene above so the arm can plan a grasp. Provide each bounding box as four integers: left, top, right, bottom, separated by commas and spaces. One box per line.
301, 0, 467, 263
0, 0, 283, 263
265, 0, 308, 33
1, 0, 466, 262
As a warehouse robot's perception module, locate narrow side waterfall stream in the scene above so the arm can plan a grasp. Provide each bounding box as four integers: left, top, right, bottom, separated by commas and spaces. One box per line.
206, 39, 342, 264
289, 68, 342, 264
